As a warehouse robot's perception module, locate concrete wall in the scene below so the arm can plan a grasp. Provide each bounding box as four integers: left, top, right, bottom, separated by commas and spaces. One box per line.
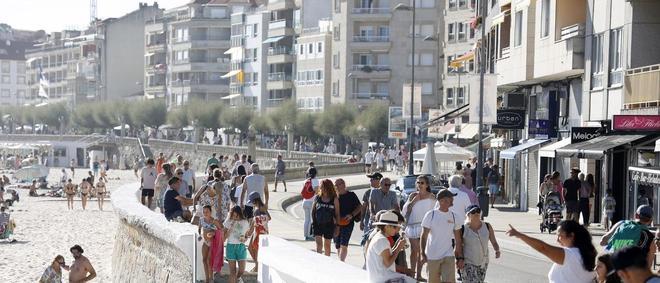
111, 183, 197, 282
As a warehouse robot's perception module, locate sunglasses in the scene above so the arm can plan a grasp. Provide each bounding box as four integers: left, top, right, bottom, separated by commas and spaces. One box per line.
469, 209, 482, 214
382, 183, 392, 187
416, 181, 427, 185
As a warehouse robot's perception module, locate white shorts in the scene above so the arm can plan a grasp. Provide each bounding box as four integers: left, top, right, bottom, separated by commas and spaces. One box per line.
405, 224, 423, 239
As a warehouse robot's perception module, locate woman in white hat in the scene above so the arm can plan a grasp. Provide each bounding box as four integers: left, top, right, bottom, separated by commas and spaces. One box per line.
365, 210, 414, 283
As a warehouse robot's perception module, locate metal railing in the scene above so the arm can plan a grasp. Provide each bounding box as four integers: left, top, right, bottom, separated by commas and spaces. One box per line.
623, 64, 660, 108
268, 46, 292, 56
355, 92, 389, 99
501, 46, 511, 58
352, 8, 390, 14
267, 72, 292, 81
352, 35, 390, 42
559, 23, 585, 40
269, 19, 289, 29
351, 64, 391, 71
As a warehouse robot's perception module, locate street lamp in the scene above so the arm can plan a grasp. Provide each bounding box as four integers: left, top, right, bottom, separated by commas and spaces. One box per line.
475, 0, 487, 188
393, 2, 416, 176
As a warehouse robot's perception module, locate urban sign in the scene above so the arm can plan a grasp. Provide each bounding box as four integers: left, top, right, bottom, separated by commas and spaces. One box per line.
388, 107, 407, 139
571, 127, 602, 144
493, 109, 525, 129
528, 119, 550, 139
613, 115, 660, 131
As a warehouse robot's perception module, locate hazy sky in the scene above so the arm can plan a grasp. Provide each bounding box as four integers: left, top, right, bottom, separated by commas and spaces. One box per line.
1, 0, 187, 32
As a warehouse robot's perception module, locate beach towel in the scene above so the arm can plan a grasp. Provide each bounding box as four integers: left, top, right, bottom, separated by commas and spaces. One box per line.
210, 229, 224, 272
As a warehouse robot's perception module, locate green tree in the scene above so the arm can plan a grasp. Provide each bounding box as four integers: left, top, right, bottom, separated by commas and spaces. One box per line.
167, 108, 188, 129
186, 99, 222, 130
315, 104, 357, 137
72, 103, 98, 131
267, 100, 297, 132
354, 102, 389, 142
220, 106, 254, 134
294, 112, 318, 139
131, 99, 167, 130
251, 115, 271, 135
35, 103, 70, 130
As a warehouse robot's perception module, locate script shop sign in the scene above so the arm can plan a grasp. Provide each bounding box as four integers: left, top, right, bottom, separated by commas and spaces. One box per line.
613, 115, 660, 131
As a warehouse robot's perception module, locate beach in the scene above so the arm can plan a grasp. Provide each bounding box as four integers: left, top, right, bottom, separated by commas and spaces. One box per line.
0, 168, 138, 282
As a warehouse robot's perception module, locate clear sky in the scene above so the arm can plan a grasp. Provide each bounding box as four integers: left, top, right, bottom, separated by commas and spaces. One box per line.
1, 0, 187, 32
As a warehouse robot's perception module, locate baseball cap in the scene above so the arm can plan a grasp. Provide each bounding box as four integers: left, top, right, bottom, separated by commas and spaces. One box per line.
436, 189, 457, 200
636, 204, 653, 219
247, 191, 261, 204
367, 172, 383, 180
465, 204, 481, 214
570, 167, 581, 173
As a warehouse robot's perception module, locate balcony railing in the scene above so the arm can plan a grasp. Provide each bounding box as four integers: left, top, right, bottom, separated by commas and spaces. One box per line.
230, 84, 243, 94
351, 64, 391, 71
352, 8, 390, 14
352, 35, 390, 42
268, 72, 292, 81
269, 19, 289, 30
623, 64, 660, 110
559, 23, 585, 40
355, 92, 389, 99
501, 46, 510, 59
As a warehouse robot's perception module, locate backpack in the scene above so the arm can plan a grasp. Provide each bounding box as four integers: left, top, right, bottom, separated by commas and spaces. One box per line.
300, 179, 315, 199
314, 197, 335, 224
607, 220, 650, 251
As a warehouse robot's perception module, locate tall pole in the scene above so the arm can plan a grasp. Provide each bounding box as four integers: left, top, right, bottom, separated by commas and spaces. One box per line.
407, 0, 416, 176
476, 0, 486, 187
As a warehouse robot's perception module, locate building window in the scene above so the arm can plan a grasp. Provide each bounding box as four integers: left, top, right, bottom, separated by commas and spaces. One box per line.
17, 90, 25, 98
0, 61, 8, 73
446, 55, 455, 73
457, 87, 465, 105
609, 28, 623, 86
514, 11, 523, 46
412, 0, 436, 8
591, 33, 604, 89
447, 23, 455, 41
299, 44, 304, 55
411, 24, 434, 37
1, 89, 9, 97
541, 0, 550, 38
468, 59, 475, 72
448, 0, 457, 9
334, 25, 340, 41
420, 53, 434, 66
17, 76, 25, 84
334, 0, 341, 13
469, 24, 475, 39
446, 88, 454, 106
459, 0, 467, 8
333, 53, 339, 69
317, 42, 323, 53
421, 82, 433, 96
458, 23, 466, 40
1, 75, 9, 84
252, 24, 258, 37
308, 43, 313, 54
332, 81, 339, 96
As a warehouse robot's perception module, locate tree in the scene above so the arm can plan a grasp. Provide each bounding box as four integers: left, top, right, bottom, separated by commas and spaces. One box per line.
355, 102, 389, 142
251, 115, 271, 135
131, 99, 167, 130
315, 104, 357, 137
72, 104, 98, 131
220, 106, 254, 134
294, 112, 319, 139
35, 103, 70, 131
186, 99, 222, 130
267, 100, 297, 132
167, 108, 188, 129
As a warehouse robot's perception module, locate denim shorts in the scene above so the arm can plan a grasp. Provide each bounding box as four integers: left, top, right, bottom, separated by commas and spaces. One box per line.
334, 222, 354, 249
226, 243, 247, 261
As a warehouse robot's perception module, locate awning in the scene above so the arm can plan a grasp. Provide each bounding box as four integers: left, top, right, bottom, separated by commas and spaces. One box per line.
500, 139, 548, 160
422, 104, 469, 128
221, 70, 241, 78
457, 123, 480, 139
491, 137, 505, 148
263, 36, 285, 44
144, 52, 155, 57
500, 0, 512, 6
221, 93, 241, 100
450, 51, 475, 68
491, 9, 510, 25
629, 167, 660, 186
223, 47, 242, 55
539, 138, 572, 158
655, 139, 660, 152
555, 135, 645, 159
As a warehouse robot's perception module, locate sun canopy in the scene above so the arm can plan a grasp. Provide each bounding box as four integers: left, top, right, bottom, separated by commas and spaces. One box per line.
500, 139, 548, 160
555, 135, 645, 159
539, 138, 571, 158
413, 141, 475, 162
263, 36, 285, 44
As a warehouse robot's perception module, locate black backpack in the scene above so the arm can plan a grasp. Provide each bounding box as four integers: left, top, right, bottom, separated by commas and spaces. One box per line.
314, 197, 335, 224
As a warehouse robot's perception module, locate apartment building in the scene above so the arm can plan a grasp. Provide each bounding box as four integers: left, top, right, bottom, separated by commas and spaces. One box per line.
144, 1, 234, 107
0, 27, 38, 106
97, 3, 161, 101
225, 6, 269, 110
330, 0, 443, 111
295, 20, 332, 112
25, 30, 100, 107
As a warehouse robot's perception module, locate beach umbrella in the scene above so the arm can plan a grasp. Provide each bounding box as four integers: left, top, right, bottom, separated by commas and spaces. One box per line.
420, 142, 437, 175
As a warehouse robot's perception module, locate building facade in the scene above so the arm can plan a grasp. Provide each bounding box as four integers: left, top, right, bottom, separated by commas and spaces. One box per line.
330, 0, 443, 111
295, 21, 332, 112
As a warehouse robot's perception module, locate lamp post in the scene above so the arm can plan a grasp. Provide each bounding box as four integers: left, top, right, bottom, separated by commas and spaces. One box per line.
476, 0, 487, 188
394, 2, 416, 176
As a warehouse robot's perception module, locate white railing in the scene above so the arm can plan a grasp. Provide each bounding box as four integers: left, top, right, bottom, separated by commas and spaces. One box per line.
560, 23, 585, 40
268, 72, 291, 81
269, 19, 288, 29
352, 7, 390, 14
355, 92, 389, 99
268, 46, 291, 56
352, 35, 389, 42
351, 64, 391, 71
501, 46, 511, 58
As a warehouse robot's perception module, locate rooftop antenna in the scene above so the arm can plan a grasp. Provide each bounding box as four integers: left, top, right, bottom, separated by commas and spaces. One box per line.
90, 0, 98, 30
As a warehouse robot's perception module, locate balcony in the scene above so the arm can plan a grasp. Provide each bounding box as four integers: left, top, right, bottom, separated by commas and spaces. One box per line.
146, 40, 166, 52
170, 58, 230, 72
354, 92, 389, 100
181, 79, 230, 93
351, 35, 391, 50
622, 64, 660, 113
268, 20, 294, 37
267, 47, 294, 64
267, 0, 295, 11
171, 38, 231, 50
349, 64, 391, 78
230, 35, 244, 47
533, 23, 585, 81
267, 72, 293, 90
230, 83, 244, 94
351, 8, 392, 21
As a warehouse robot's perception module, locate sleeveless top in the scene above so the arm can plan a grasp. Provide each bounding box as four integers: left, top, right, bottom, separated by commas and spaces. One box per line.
196, 187, 218, 218
463, 222, 490, 267
404, 198, 436, 226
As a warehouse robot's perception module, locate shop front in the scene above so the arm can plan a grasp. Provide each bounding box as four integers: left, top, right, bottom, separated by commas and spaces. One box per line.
628, 166, 660, 225
499, 139, 548, 211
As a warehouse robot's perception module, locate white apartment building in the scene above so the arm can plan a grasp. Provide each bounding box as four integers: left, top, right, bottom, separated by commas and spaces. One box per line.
0, 40, 29, 106
331, 0, 443, 111
295, 21, 332, 112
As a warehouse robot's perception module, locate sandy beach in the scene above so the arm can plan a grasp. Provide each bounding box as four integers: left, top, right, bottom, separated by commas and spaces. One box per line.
0, 168, 139, 282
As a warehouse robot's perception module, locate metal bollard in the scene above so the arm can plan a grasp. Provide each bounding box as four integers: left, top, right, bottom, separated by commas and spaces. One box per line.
477, 186, 489, 218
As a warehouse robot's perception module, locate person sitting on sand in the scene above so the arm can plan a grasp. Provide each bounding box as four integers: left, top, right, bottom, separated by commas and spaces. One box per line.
29, 180, 38, 197
0, 206, 15, 242
68, 245, 96, 283
39, 255, 69, 283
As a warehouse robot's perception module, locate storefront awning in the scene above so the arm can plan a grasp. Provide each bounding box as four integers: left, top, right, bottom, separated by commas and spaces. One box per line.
539, 138, 572, 158
629, 166, 660, 186
221, 70, 241, 78
263, 36, 285, 44
223, 47, 242, 55
655, 139, 660, 152
500, 139, 548, 159
457, 123, 480, 139
555, 135, 645, 159
221, 93, 241, 100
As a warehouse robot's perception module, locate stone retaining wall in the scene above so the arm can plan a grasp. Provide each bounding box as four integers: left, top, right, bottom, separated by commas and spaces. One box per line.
111, 183, 197, 282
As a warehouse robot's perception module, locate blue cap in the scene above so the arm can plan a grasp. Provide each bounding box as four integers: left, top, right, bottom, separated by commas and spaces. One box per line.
247, 191, 261, 204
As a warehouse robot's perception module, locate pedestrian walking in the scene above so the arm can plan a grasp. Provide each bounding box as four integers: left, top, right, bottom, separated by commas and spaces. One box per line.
68, 245, 96, 283
506, 220, 596, 283
361, 172, 383, 245
333, 178, 361, 262
155, 163, 174, 213
230, 165, 247, 205
376, 149, 385, 172
192, 183, 218, 227
459, 205, 501, 283
563, 168, 582, 222
578, 173, 594, 226
602, 189, 616, 231
364, 148, 375, 174
207, 153, 219, 167
210, 168, 230, 222
365, 210, 414, 283
402, 175, 436, 281
312, 179, 340, 256
611, 246, 660, 283
301, 167, 319, 240
487, 165, 500, 208
182, 160, 196, 197
223, 206, 251, 283
95, 179, 106, 211
39, 255, 68, 283
538, 174, 554, 214
600, 205, 655, 268
552, 171, 564, 203
273, 154, 287, 192
200, 205, 223, 283
156, 152, 165, 174
595, 254, 622, 283
79, 178, 91, 210
248, 192, 270, 273
447, 175, 472, 226
64, 179, 76, 210
421, 189, 461, 283
239, 164, 268, 219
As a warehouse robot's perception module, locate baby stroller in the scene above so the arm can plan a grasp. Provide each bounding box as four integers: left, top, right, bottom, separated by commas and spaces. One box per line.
540, 191, 563, 233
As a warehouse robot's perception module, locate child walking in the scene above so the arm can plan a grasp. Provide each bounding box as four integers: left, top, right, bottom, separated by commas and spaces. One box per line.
224, 206, 251, 283
602, 189, 616, 231
247, 192, 271, 273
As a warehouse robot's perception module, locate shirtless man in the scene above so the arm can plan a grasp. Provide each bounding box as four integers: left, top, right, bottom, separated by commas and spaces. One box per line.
96, 179, 106, 211
68, 245, 96, 283
65, 179, 76, 210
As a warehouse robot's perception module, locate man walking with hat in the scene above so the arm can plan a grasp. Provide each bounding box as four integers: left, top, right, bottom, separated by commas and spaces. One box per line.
563, 168, 582, 222
421, 189, 463, 283
601, 204, 656, 269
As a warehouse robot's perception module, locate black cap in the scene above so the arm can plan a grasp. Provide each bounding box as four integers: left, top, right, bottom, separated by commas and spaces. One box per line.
367, 172, 383, 180
436, 189, 457, 199
636, 204, 653, 219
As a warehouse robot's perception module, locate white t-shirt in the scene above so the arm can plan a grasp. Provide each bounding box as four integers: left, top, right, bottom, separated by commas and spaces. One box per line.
182, 169, 195, 186
375, 153, 385, 167
365, 152, 375, 164
242, 174, 265, 207
448, 187, 471, 225
366, 232, 396, 283
234, 184, 243, 200
421, 209, 461, 260
223, 219, 250, 244
548, 247, 595, 283
140, 167, 158, 189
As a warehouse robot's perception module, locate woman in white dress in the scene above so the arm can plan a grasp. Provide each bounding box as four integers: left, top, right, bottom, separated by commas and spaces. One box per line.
401, 175, 436, 282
